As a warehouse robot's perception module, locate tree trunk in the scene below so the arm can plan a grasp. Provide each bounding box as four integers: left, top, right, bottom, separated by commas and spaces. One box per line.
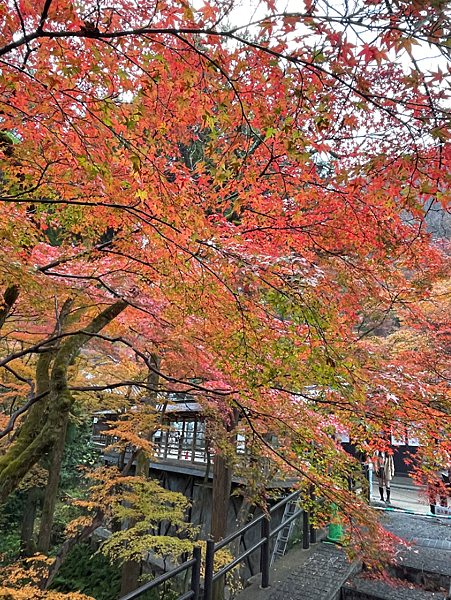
46, 387, 167, 593
210, 409, 238, 542
120, 560, 142, 597
0, 300, 127, 501
117, 448, 126, 472
229, 497, 252, 557
20, 486, 39, 557
210, 453, 234, 600
227, 496, 253, 592
37, 411, 69, 554
195, 447, 211, 540
210, 454, 233, 542
210, 411, 238, 600
4, 298, 74, 470
0, 285, 19, 331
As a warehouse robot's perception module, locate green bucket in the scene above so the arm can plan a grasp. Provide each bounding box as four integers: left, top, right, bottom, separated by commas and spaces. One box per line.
326, 503, 343, 544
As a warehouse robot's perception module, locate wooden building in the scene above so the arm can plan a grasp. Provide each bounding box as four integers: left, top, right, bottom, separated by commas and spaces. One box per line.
92, 400, 209, 466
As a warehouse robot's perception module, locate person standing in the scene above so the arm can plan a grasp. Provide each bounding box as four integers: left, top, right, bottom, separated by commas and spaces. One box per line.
441, 466, 451, 496
374, 451, 395, 504
428, 466, 450, 514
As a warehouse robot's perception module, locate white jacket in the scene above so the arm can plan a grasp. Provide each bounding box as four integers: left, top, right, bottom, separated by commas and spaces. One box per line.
374, 452, 395, 481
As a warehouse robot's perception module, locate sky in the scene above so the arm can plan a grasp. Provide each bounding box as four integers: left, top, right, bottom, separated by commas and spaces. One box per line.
207, 0, 448, 82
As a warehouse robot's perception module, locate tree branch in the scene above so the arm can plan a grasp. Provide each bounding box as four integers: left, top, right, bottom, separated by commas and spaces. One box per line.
0, 390, 50, 439
0, 285, 19, 332
37, 0, 53, 33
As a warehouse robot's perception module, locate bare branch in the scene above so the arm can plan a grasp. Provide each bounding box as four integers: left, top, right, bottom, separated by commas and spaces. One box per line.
3, 364, 34, 392
0, 390, 50, 439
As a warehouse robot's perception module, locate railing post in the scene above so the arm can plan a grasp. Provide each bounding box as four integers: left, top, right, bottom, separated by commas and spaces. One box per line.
309, 486, 316, 544
203, 539, 215, 600
303, 507, 310, 550
191, 546, 201, 600
261, 516, 270, 589
364, 463, 370, 501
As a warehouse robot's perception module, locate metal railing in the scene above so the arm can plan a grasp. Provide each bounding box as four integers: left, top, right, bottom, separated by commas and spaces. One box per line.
204, 489, 306, 600
119, 546, 201, 600
119, 488, 316, 600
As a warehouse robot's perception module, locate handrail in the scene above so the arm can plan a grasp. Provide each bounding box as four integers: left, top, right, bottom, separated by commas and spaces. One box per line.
119, 558, 195, 600
212, 538, 267, 582
118, 487, 311, 600
215, 490, 301, 551
269, 508, 303, 538
215, 513, 266, 551
269, 489, 301, 514
204, 488, 308, 600
119, 547, 201, 600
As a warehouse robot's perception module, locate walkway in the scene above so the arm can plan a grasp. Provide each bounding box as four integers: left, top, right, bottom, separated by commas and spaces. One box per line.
236, 476, 451, 600
265, 543, 360, 600
236, 540, 360, 600
371, 474, 429, 514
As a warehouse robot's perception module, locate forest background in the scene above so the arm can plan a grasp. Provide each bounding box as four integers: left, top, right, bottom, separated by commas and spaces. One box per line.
1, 0, 451, 597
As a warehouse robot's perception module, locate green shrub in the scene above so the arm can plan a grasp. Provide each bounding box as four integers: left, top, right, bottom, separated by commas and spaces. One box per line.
49, 542, 121, 600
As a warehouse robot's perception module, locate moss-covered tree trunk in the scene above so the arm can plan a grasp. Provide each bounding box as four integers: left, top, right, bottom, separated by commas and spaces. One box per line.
37, 410, 69, 554
20, 486, 40, 557
0, 300, 127, 502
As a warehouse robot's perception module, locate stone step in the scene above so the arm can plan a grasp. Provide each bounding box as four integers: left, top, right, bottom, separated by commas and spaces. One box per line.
342, 575, 445, 600
266, 543, 360, 600
388, 544, 451, 590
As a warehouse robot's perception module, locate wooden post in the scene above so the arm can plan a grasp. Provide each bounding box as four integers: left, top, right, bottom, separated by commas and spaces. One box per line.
192, 419, 197, 462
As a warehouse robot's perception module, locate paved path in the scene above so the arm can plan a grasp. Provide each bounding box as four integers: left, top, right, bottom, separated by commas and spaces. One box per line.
371, 475, 430, 514
384, 511, 451, 543
264, 543, 359, 600
236, 480, 451, 600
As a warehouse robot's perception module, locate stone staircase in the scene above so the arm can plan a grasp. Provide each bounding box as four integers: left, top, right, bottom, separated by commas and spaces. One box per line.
342, 541, 451, 600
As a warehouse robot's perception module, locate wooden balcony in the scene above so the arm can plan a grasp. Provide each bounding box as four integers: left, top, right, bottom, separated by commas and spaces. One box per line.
92, 403, 298, 487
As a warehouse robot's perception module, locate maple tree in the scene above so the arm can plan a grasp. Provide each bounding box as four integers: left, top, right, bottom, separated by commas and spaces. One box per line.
1, 0, 451, 593
367, 273, 451, 474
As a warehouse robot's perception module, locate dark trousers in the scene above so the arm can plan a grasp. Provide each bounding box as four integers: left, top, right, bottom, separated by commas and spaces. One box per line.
428, 478, 448, 508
